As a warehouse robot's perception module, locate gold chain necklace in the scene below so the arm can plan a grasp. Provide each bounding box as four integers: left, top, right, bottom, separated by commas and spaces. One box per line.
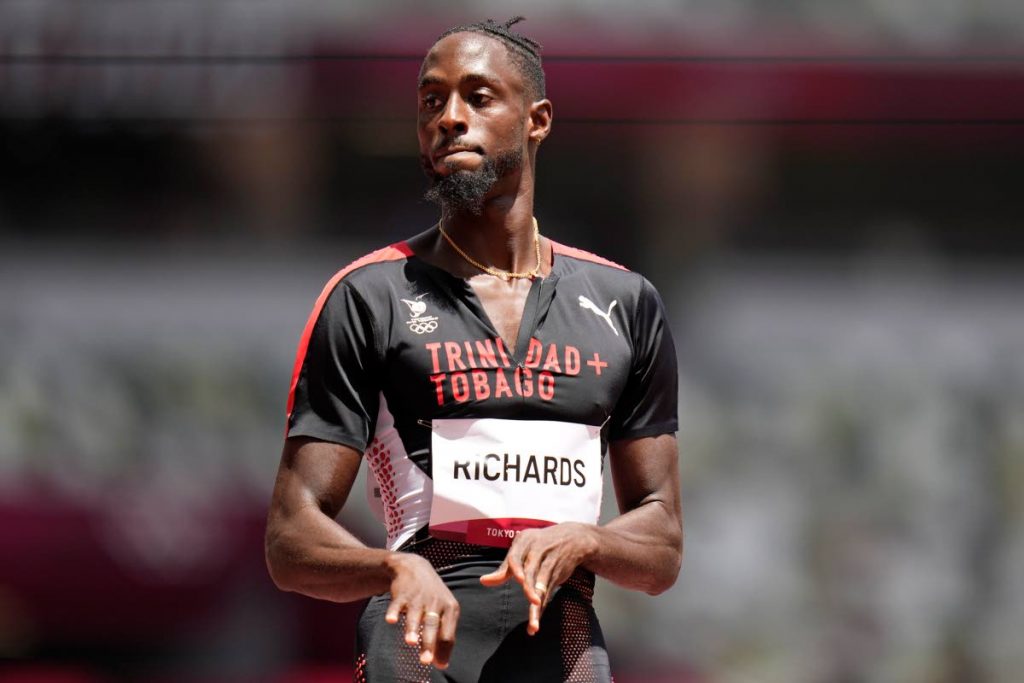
438, 217, 542, 281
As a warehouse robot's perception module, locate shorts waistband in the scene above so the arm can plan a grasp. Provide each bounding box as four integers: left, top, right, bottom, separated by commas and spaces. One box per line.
397, 531, 596, 599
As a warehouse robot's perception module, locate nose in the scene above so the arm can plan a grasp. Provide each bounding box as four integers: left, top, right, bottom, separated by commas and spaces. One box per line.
438, 94, 469, 137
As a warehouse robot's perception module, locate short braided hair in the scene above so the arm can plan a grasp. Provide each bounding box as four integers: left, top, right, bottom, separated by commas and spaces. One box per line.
433, 16, 545, 100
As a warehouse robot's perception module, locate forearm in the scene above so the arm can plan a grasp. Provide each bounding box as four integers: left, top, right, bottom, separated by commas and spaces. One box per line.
581, 499, 682, 595
265, 503, 406, 603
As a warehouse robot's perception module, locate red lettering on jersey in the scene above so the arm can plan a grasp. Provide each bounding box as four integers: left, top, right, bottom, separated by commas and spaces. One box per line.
451, 372, 470, 402
514, 367, 534, 398
475, 339, 499, 368
539, 371, 555, 401
471, 369, 491, 400
524, 338, 543, 369
542, 344, 562, 374
494, 367, 513, 398
565, 345, 581, 376
496, 337, 512, 367
587, 352, 608, 376
445, 341, 467, 371
463, 341, 478, 369
425, 342, 443, 374
426, 346, 569, 406
429, 373, 447, 406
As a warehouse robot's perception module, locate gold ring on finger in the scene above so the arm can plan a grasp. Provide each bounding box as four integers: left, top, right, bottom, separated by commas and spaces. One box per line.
423, 611, 441, 625
534, 581, 548, 595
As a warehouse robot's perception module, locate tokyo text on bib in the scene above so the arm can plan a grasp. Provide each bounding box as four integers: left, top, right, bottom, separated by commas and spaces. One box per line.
429, 418, 603, 548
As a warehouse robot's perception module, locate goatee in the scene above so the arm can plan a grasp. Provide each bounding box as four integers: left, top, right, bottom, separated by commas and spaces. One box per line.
424, 147, 523, 215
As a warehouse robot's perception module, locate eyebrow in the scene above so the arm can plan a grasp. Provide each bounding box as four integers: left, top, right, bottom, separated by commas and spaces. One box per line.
418, 72, 495, 89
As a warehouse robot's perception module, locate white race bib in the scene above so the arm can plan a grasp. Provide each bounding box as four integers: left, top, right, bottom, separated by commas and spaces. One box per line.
428, 418, 603, 548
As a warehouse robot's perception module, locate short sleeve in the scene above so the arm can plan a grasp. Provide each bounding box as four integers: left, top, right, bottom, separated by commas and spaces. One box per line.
608, 276, 679, 441
286, 281, 381, 452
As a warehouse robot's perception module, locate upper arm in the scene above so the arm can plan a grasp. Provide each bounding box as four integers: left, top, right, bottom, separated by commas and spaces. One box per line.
286, 279, 382, 451
268, 436, 363, 525
606, 275, 680, 519
607, 433, 681, 522
264, 437, 377, 593
607, 276, 678, 441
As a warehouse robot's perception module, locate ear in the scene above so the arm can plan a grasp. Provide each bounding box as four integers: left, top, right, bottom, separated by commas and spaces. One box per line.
528, 99, 553, 145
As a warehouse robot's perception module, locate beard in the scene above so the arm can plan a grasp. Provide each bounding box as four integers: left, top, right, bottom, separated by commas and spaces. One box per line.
423, 145, 524, 216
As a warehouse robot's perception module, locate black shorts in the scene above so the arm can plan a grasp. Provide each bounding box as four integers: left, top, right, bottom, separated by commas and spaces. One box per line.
354, 539, 612, 683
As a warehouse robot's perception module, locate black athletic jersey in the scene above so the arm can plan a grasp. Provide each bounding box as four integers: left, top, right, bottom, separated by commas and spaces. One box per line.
285, 238, 678, 550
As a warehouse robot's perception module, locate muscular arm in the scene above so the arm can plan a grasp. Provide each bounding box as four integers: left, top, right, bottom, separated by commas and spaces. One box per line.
480, 433, 682, 633
265, 436, 461, 667
582, 432, 683, 594
264, 436, 398, 602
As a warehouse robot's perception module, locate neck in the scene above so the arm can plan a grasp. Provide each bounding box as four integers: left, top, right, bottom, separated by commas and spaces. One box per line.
440, 186, 538, 274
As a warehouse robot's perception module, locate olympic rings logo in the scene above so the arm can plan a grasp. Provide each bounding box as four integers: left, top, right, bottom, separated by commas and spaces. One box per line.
406, 318, 439, 335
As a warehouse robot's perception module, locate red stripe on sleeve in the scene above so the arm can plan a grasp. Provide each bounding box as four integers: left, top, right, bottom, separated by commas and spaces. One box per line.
284, 242, 414, 433
550, 240, 630, 271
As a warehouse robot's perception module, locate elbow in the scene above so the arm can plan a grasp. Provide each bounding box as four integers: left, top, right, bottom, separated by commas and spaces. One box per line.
645, 532, 683, 596
644, 552, 681, 596
265, 554, 291, 594
646, 554, 681, 596
264, 525, 299, 593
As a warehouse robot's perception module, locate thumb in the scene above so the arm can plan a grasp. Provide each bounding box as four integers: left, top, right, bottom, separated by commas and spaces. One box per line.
480, 559, 511, 587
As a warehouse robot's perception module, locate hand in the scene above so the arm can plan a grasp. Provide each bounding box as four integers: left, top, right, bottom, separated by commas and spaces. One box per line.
384, 553, 460, 669
479, 523, 598, 635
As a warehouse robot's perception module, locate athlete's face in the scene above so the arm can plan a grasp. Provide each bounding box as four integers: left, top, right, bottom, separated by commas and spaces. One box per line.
417, 33, 535, 186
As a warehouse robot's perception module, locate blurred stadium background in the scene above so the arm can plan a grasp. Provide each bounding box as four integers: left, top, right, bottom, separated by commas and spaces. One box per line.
2, 1, 1023, 681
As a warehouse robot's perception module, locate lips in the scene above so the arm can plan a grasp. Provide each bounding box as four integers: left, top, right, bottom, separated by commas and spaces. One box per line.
433, 145, 482, 161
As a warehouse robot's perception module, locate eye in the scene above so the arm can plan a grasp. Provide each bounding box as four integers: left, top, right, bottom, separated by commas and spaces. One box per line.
468, 91, 492, 107
421, 93, 443, 110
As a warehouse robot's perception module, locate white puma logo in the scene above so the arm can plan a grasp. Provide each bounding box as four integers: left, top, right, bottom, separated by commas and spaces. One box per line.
578, 295, 619, 336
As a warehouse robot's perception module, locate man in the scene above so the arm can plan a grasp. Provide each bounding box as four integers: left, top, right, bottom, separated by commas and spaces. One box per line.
265, 17, 682, 682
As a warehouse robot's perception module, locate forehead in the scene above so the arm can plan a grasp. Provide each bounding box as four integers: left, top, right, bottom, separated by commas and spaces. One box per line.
419, 32, 525, 92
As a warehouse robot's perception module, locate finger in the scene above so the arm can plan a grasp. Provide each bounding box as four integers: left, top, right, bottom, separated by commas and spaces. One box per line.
506, 542, 528, 585
434, 604, 459, 669
385, 598, 405, 625
528, 562, 555, 635
533, 560, 555, 611
528, 600, 542, 636
419, 609, 441, 665
521, 548, 545, 605
480, 558, 511, 586
404, 608, 422, 646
